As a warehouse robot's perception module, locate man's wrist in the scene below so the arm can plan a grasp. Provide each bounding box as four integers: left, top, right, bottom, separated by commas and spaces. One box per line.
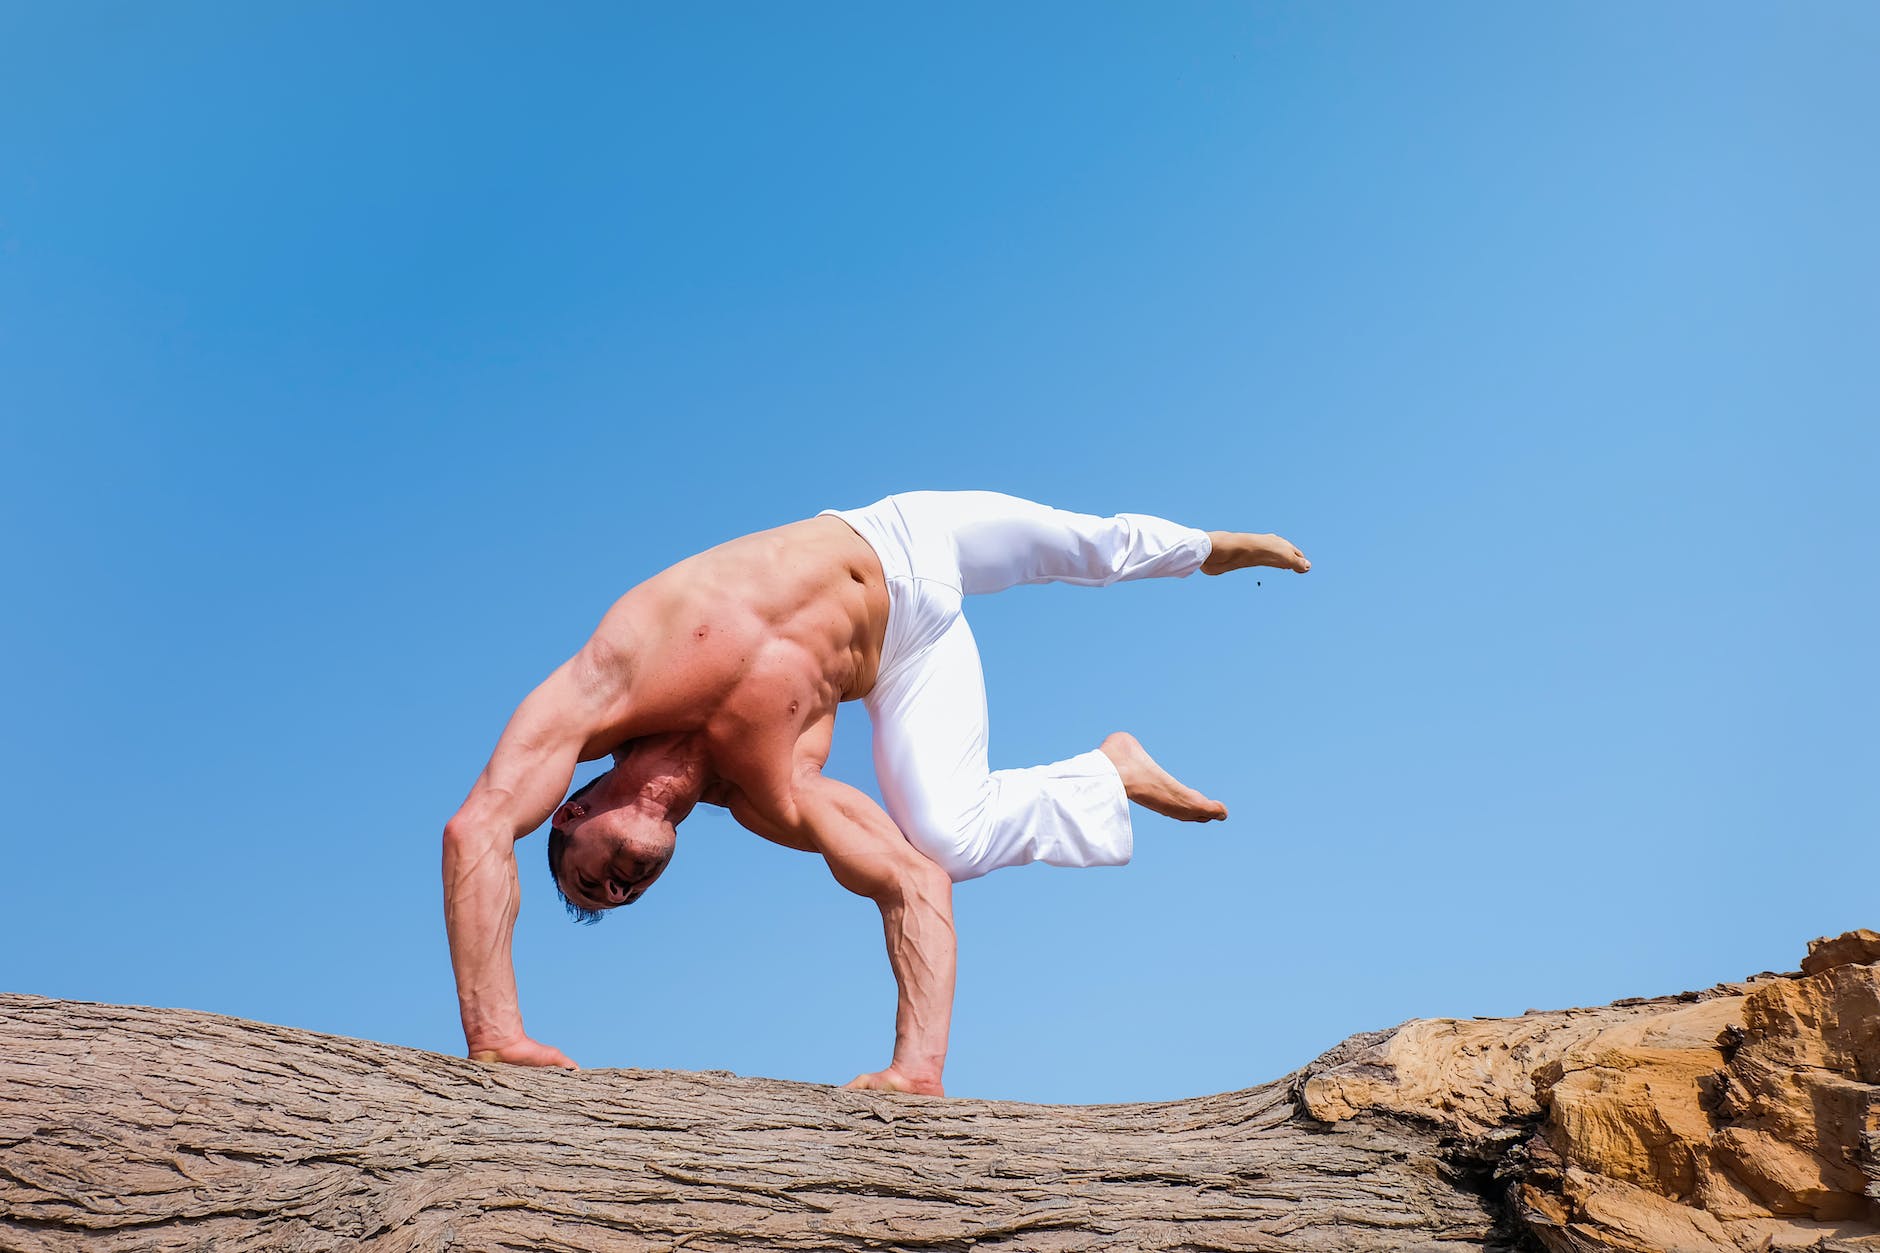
890, 1056, 945, 1086
464, 1023, 528, 1054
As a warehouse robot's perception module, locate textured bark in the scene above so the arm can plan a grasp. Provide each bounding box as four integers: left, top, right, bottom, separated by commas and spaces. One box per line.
0, 997, 1510, 1252
2, 934, 1876, 1253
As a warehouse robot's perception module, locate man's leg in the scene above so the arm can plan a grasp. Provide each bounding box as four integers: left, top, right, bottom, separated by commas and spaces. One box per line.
856, 492, 1278, 881
882, 490, 1308, 595
866, 589, 1144, 883
869, 605, 1231, 883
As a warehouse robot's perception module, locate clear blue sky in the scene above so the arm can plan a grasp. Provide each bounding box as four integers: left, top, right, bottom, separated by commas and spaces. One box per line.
2, 4, 1874, 1104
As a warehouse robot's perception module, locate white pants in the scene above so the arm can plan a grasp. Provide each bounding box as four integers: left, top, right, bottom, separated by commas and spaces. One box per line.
820, 491, 1213, 883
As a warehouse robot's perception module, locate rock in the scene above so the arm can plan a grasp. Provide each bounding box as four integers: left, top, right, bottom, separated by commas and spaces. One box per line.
1803, 931, 1880, 978
1298, 1001, 1685, 1136
1306, 930, 1880, 1252
1710, 960, 1880, 1220
1535, 997, 1741, 1203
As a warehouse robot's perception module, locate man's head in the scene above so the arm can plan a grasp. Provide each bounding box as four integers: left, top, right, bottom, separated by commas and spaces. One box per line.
546, 743, 693, 922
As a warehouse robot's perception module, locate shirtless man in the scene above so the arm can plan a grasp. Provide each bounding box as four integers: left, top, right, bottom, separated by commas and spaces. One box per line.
442, 491, 1309, 1095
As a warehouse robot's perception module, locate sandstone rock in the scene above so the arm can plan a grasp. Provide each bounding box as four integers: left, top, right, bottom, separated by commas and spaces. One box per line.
1711, 960, 1880, 1220
1535, 997, 1741, 1203
1803, 931, 1880, 978
1298, 1000, 1680, 1136
1304, 931, 1880, 1252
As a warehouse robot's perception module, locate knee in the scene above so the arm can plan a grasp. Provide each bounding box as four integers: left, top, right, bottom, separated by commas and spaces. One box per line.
895, 798, 989, 883
919, 843, 980, 883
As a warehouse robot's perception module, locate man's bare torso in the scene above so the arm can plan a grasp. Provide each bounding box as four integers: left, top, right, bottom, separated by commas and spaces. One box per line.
570, 516, 888, 792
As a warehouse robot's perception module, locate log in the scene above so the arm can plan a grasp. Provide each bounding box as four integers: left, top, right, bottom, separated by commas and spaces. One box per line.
2, 932, 1877, 1252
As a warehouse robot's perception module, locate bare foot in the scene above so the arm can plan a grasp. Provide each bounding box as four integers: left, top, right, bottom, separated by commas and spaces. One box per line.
1098, 732, 1228, 822
1201, 531, 1310, 575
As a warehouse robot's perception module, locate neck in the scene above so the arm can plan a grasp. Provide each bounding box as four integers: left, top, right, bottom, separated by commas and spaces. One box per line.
616, 732, 708, 824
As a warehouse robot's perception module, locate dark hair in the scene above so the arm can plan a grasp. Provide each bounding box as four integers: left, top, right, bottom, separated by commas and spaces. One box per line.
547, 773, 610, 925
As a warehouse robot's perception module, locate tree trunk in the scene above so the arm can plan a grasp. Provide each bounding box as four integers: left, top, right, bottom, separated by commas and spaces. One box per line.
3, 932, 1877, 1252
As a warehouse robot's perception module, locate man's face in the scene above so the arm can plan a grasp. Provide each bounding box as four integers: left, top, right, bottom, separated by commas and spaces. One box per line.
554, 796, 676, 914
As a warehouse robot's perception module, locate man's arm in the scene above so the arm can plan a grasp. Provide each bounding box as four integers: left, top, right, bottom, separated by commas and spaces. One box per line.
749, 772, 956, 1096
441, 662, 594, 1068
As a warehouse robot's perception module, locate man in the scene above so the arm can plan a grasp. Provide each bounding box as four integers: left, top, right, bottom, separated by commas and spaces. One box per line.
442, 491, 1310, 1094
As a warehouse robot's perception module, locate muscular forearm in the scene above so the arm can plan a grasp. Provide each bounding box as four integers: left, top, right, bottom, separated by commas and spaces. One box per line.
875, 865, 957, 1085
776, 771, 958, 1094
441, 819, 527, 1052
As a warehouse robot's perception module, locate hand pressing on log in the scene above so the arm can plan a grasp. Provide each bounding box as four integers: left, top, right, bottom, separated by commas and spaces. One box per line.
845, 1065, 944, 1097
469, 1035, 579, 1071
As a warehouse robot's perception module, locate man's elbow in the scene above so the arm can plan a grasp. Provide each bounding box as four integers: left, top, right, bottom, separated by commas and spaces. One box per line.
442, 812, 504, 859
442, 821, 475, 877
443, 786, 526, 848
881, 853, 953, 910
441, 817, 522, 918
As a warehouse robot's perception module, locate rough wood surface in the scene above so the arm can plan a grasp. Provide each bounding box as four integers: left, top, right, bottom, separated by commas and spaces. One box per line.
2, 932, 1876, 1252
0, 997, 1505, 1253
